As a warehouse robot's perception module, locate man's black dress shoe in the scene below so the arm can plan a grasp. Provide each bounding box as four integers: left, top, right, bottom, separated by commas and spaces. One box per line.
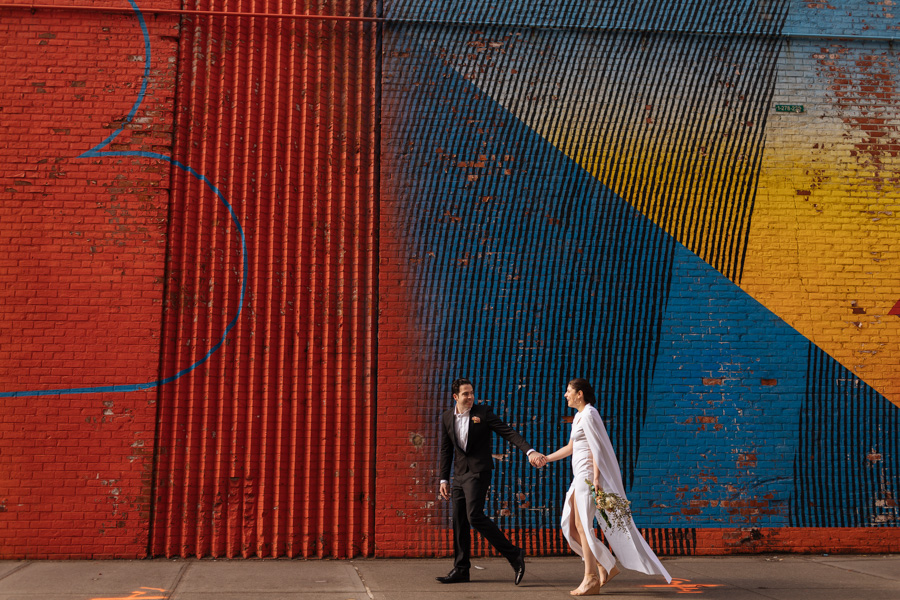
511, 548, 526, 585
436, 568, 470, 584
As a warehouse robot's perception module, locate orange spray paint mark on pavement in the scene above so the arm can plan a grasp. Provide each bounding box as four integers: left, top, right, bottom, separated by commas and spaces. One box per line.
90, 588, 168, 600
643, 578, 723, 594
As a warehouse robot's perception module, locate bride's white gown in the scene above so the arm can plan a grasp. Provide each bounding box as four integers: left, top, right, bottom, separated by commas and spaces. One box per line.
561, 404, 671, 582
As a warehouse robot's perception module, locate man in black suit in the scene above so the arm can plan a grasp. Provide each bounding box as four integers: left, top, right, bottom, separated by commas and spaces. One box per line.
437, 378, 546, 585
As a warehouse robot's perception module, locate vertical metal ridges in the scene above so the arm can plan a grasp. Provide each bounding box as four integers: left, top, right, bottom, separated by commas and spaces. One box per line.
151, 0, 378, 558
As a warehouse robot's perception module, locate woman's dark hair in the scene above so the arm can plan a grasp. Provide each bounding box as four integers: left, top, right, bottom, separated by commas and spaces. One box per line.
568, 378, 596, 405
452, 378, 473, 396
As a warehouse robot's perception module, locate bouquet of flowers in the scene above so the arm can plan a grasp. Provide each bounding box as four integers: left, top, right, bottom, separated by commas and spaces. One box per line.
585, 479, 633, 533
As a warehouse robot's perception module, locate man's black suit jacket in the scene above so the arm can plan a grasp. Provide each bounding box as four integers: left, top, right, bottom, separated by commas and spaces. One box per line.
439, 403, 532, 481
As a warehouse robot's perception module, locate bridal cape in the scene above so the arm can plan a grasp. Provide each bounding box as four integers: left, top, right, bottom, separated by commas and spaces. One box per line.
560, 404, 672, 582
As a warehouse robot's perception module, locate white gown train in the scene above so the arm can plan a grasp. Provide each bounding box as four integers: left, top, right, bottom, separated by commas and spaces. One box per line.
560, 404, 671, 582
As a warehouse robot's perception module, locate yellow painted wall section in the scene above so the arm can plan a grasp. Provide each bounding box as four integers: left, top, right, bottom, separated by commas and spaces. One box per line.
744, 43, 900, 405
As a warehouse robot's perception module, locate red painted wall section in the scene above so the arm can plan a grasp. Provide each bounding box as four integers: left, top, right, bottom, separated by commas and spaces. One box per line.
375, 197, 448, 557
149, 0, 379, 559
0, 4, 180, 558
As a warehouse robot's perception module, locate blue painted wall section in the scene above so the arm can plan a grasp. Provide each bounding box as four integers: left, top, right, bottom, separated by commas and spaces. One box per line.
385, 23, 677, 535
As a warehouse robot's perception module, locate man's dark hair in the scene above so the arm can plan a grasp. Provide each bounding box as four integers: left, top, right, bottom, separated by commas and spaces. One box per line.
568, 378, 597, 405
452, 378, 473, 396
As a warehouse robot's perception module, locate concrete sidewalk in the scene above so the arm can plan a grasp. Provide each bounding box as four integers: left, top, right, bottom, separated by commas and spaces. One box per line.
1, 555, 898, 600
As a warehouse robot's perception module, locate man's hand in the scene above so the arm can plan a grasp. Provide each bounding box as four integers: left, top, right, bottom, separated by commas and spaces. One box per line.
528, 452, 547, 468
440, 481, 451, 500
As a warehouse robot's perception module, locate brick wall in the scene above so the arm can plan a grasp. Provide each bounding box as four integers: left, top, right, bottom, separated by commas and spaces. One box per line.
375, 0, 900, 557
0, 3, 179, 557
1, 0, 899, 560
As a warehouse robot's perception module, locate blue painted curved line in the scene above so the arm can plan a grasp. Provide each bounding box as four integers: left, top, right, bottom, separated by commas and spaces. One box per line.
1, 2, 248, 398
0, 153, 248, 399
79, 0, 151, 159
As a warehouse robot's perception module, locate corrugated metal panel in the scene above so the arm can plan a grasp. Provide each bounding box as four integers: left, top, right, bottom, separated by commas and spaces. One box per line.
151, 0, 378, 558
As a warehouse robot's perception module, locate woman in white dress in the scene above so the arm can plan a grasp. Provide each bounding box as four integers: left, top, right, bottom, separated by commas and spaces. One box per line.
544, 378, 671, 595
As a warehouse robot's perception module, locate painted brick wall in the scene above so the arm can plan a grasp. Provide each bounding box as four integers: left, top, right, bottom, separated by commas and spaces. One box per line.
0, 2, 180, 557
375, 0, 900, 558
2, 0, 899, 561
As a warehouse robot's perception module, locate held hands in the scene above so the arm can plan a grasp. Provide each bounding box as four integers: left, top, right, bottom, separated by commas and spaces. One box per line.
528, 452, 548, 468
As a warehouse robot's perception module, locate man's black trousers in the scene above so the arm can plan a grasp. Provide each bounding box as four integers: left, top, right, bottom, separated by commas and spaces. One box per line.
451, 470, 519, 569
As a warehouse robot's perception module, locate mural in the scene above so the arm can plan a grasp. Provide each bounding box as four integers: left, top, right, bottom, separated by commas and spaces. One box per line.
378, 0, 900, 555
0, 0, 898, 558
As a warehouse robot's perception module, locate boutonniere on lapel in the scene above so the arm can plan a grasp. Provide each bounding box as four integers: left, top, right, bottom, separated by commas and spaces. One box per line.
471, 416, 481, 424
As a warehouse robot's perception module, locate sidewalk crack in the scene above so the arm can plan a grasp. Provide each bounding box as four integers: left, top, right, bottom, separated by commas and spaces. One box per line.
351, 561, 375, 600
0, 561, 30, 583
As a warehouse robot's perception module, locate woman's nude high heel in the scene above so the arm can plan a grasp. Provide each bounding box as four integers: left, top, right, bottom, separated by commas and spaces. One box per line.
597, 564, 620, 587
570, 575, 601, 596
